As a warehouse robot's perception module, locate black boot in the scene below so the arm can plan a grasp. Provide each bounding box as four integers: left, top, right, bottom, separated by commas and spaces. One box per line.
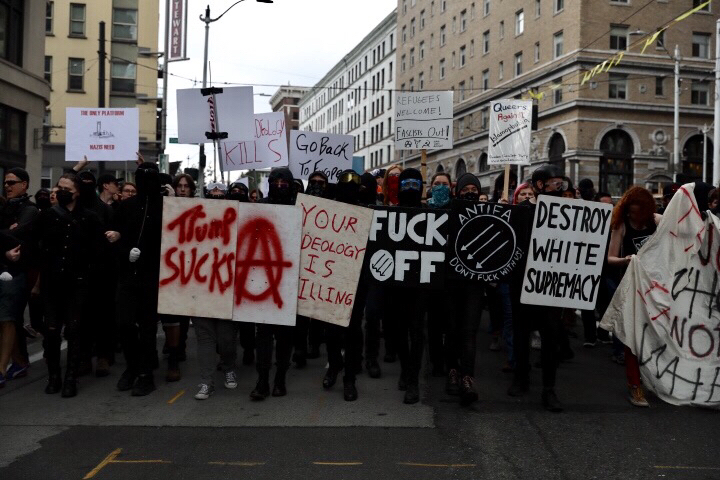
61, 374, 77, 398
45, 372, 62, 394
404, 383, 420, 404
166, 348, 181, 382
117, 369, 137, 391
131, 374, 156, 396
366, 359, 381, 379
272, 369, 287, 397
250, 370, 270, 400
242, 349, 255, 366
343, 378, 358, 401
323, 368, 339, 389
542, 388, 563, 413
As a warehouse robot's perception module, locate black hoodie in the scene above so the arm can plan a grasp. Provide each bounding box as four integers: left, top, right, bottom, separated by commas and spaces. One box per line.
261, 167, 295, 205
398, 168, 423, 207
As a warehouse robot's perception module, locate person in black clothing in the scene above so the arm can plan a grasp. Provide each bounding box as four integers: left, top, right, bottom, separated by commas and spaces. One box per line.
34, 173, 105, 397
113, 162, 164, 396
250, 167, 296, 400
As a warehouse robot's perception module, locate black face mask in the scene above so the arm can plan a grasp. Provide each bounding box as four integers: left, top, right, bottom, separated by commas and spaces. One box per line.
541, 189, 564, 198
136, 168, 161, 196
227, 192, 249, 202
459, 192, 480, 202
56, 190, 74, 207
398, 189, 422, 207
306, 183, 326, 197
335, 182, 359, 204
269, 183, 292, 202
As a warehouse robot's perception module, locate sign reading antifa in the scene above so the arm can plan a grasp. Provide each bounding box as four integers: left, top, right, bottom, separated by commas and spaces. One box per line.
365, 206, 449, 288
602, 184, 720, 408
521, 196, 613, 310
448, 201, 529, 282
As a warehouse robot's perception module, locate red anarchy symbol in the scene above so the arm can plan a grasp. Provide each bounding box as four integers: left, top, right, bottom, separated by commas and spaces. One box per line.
234, 217, 292, 308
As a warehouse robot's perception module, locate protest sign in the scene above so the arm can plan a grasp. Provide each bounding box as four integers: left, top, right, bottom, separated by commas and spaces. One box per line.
176, 86, 254, 144
488, 100, 532, 165
221, 112, 289, 172
521, 196, 612, 309
296, 194, 374, 327
158, 197, 238, 319
395, 91, 453, 150
365, 206, 449, 288
65, 108, 138, 161
448, 201, 528, 282
601, 184, 720, 408
232, 203, 301, 326
289, 131, 354, 182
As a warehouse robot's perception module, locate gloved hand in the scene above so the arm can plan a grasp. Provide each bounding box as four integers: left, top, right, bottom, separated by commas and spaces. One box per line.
129, 248, 141, 263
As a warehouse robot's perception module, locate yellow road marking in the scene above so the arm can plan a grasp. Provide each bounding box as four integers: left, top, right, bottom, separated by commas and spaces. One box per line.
312, 462, 363, 466
111, 460, 171, 464
167, 389, 185, 404
654, 466, 720, 470
83, 448, 122, 479
208, 461, 266, 466
398, 463, 476, 468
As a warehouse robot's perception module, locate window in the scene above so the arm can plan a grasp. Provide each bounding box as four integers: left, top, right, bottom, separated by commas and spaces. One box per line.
498, 61, 504, 80
482, 69, 489, 91
460, 45, 466, 67
402, 26, 407, 43
691, 81, 709, 105
499, 21, 504, 39
420, 9, 425, 29
535, 0, 541, 17
452, 51, 456, 67
440, 58, 446, 79
515, 10, 524, 35
69, 3, 85, 36
420, 41, 425, 60
402, 0, 407, 14
441, 0, 446, 13
440, 25, 446, 46
419, 72, 425, 90
553, 77, 563, 104
410, 48, 415, 67
460, 10, 467, 32
46, 1, 53, 34
430, 32, 434, 47
411, 18, 416, 37
452, 16, 456, 33
483, 0, 490, 16
481, 107, 489, 130
655, 77, 664, 96
409, 78, 415, 91
112, 8, 137, 41
693, 0, 710, 11
459, 118, 465, 135
0, 0, 24, 65
555, 0, 564, 13
401, 54, 406, 72
471, 2, 476, 19
610, 25, 628, 50
692, 33, 711, 59
389, 62, 393, 81
44, 56, 52, 84
0, 104, 27, 161
514, 52, 523, 76
608, 73, 627, 99
459, 81, 465, 101
553, 31, 563, 58
429, 65, 433, 80
483, 30, 490, 54
534, 42, 540, 62
470, 39, 474, 57
600, 130, 633, 197
68, 58, 84, 91
655, 30, 665, 49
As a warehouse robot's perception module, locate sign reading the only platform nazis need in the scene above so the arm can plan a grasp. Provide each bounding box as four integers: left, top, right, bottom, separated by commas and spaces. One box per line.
365, 206, 449, 288
487, 99, 532, 165
521, 196, 613, 310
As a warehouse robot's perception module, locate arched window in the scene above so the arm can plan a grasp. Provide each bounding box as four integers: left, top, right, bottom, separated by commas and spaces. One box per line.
478, 152, 489, 172
456, 158, 467, 177
599, 129, 634, 197
682, 135, 714, 183
547, 133, 566, 174
435, 163, 444, 173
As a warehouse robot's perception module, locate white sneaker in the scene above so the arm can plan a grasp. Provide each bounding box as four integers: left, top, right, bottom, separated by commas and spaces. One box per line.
224, 371, 238, 389
194, 384, 214, 400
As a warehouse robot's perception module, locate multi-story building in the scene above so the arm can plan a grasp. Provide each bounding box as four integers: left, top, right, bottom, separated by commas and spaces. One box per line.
43, 0, 160, 186
396, 0, 716, 196
0, 0, 51, 185
270, 86, 310, 131
300, 10, 397, 172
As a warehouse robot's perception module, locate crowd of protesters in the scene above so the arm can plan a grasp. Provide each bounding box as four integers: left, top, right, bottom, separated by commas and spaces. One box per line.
1, 154, 712, 413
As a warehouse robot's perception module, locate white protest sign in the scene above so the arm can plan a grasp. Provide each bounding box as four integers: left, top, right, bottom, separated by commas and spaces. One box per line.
232, 203, 301, 326
176, 86, 254, 144
289, 131, 354, 183
601, 184, 720, 408
65, 108, 138, 161
395, 91, 453, 150
158, 197, 238, 320
520, 196, 613, 309
488, 100, 532, 165
296, 194, 374, 327
221, 112, 288, 172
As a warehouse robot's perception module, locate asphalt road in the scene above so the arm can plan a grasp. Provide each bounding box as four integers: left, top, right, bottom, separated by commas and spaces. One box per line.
1, 318, 718, 480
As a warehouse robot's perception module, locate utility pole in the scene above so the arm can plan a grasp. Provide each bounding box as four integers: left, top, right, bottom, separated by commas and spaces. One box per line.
161, 0, 169, 156
714, 18, 720, 186
98, 21, 106, 175
674, 44, 681, 181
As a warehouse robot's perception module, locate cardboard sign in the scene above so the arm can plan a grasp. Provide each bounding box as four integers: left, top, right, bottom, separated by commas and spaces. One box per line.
601, 183, 720, 408
296, 194, 374, 327
395, 91, 453, 150
232, 203, 301, 326
521, 196, 612, 309
289, 131, 354, 182
448, 201, 527, 282
221, 112, 289, 172
365, 206, 449, 288
65, 108, 138, 161
176, 86, 254, 144
488, 100, 532, 165
158, 197, 238, 319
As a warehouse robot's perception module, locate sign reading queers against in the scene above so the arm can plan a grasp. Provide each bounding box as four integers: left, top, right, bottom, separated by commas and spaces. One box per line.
289, 131, 354, 182
296, 194, 373, 327
488, 99, 532, 165
65, 108, 139, 161
521, 196, 612, 309
395, 91, 453, 150
449, 201, 526, 282
221, 112, 289, 171
365, 207, 448, 288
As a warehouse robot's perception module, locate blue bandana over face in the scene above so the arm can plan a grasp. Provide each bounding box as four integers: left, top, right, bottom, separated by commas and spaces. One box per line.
428, 184, 451, 207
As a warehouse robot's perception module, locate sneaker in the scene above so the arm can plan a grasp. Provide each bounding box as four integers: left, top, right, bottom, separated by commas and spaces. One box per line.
489, 336, 501, 352
460, 376, 479, 406
583, 341, 597, 348
195, 383, 214, 400
6, 362, 28, 379
628, 385, 649, 407
611, 353, 626, 365
224, 371, 238, 389
446, 369, 460, 396
530, 332, 542, 350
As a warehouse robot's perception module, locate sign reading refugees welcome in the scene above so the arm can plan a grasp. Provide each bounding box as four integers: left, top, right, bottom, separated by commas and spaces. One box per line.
395, 91, 453, 150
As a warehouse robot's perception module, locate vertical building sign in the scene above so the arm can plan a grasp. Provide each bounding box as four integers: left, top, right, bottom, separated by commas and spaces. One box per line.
168, 0, 188, 62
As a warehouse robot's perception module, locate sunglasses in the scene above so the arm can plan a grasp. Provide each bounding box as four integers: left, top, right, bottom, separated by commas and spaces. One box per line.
338, 172, 361, 185
400, 178, 422, 192
4, 180, 23, 186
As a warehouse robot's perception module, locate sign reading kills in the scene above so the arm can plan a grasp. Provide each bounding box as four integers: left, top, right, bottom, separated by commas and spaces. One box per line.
221, 112, 289, 172
65, 108, 139, 162
521, 196, 613, 309
395, 91, 453, 150
488, 100, 532, 165
366, 207, 449, 288
289, 131, 354, 183
449, 201, 525, 282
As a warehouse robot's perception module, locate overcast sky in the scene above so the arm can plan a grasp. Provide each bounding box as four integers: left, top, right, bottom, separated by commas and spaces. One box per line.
161, 0, 397, 180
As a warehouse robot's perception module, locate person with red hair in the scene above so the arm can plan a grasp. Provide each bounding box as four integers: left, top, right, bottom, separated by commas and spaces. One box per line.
606, 186, 662, 407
